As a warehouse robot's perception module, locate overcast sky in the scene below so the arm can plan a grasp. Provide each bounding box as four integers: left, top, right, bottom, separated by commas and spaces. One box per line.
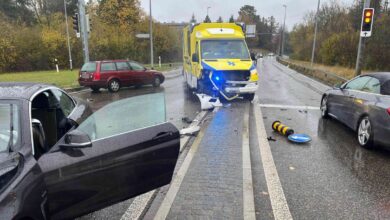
140, 0, 355, 29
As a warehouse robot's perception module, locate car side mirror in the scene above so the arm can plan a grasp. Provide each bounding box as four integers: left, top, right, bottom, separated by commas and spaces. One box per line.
60, 130, 92, 150
251, 53, 256, 61
192, 53, 199, 63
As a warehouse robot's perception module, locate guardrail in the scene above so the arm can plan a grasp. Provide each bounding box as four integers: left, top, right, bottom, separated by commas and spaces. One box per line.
276, 57, 348, 86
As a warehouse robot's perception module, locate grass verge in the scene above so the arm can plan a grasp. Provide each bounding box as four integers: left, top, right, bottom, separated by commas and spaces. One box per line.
0, 63, 183, 89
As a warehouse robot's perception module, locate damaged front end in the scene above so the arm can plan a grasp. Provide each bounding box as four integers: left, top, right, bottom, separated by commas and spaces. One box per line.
201, 69, 258, 101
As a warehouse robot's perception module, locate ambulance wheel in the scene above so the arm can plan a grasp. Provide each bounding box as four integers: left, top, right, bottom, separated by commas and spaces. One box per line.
244, 94, 255, 101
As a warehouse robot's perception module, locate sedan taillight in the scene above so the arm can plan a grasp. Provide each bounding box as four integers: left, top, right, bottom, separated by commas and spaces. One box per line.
387, 108, 390, 116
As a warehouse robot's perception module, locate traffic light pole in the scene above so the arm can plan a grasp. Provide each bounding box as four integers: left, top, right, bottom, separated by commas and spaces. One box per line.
64, 0, 73, 70
78, 0, 90, 63
355, 0, 371, 76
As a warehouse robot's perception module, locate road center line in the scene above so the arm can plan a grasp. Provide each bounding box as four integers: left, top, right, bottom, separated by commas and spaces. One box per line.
254, 105, 293, 220
259, 103, 320, 110
242, 104, 256, 220
153, 124, 206, 220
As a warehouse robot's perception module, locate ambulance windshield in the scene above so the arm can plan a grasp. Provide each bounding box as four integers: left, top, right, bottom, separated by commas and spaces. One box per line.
201, 40, 250, 60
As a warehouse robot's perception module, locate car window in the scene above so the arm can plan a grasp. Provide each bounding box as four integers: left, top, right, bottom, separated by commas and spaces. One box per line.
116, 62, 130, 71
101, 62, 117, 72
0, 103, 20, 153
51, 89, 76, 117
344, 76, 371, 91
129, 62, 145, 71
81, 62, 97, 72
381, 80, 390, 95
76, 93, 166, 141
361, 77, 380, 94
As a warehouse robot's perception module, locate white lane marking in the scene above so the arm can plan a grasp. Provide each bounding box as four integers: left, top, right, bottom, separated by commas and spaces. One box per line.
259, 104, 320, 110
121, 190, 155, 220
254, 106, 293, 220
180, 111, 207, 152
153, 126, 206, 220
242, 105, 256, 220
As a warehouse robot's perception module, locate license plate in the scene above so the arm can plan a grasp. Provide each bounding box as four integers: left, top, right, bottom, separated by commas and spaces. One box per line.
81, 72, 89, 79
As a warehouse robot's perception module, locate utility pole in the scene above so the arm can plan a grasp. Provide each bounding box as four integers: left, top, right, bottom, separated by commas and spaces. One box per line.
78, 0, 90, 63
281, 5, 287, 57
64, 0, 73, 70
311, 0, 321, 67
149, 0, 154, 68
355, 0, 371, 76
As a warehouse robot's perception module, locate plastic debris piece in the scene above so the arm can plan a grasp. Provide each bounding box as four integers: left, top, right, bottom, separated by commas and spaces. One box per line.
180, 126, 200, 136
288, 134, 312, 143
267, 136, 277, 141
182, 117, 193, 124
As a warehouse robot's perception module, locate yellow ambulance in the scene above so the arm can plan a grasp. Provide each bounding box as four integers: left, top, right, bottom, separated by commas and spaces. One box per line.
183, 22, 259, 101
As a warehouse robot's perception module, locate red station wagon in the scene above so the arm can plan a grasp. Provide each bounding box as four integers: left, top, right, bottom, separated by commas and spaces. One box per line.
78, 60, 165, 92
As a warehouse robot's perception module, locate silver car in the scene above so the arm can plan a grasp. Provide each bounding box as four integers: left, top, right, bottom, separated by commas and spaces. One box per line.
321, 73, 390, 148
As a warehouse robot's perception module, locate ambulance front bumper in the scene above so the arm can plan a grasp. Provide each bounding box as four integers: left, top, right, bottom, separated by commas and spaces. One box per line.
224, 81, 258, 94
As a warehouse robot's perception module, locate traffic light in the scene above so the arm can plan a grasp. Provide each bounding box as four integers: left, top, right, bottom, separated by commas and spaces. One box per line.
72, 13, 80, 33
360, 8, 374, 37
86, 14, 92, 33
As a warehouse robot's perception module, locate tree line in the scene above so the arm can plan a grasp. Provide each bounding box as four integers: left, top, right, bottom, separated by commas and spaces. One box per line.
289, 0, 390, 71
0, 0, 182, 72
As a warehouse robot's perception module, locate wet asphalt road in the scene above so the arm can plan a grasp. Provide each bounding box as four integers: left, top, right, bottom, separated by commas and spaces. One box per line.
75, 59, 390, 219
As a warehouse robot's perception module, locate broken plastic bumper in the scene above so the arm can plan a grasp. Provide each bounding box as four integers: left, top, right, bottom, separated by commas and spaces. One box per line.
224, 81, 258, 94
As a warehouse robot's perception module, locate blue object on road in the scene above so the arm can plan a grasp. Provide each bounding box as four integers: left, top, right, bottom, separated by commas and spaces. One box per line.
288, 134, 311, 143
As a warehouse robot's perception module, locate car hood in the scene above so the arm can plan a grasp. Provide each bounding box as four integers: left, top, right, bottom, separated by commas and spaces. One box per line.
201, 59, 255, 71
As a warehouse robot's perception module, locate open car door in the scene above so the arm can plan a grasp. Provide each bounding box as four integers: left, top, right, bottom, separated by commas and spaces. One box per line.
37, 93, 180, 220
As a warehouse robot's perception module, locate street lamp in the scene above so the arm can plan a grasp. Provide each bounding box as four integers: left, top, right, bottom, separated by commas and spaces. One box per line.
311, 0, 321, 66
281, 5, 287, 57
149, 0, 154, 68
64, 0, 73, 70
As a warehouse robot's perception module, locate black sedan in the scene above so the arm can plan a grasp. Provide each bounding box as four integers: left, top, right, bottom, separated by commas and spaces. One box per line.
0, 83, 179, 220
320, 73, 390, 148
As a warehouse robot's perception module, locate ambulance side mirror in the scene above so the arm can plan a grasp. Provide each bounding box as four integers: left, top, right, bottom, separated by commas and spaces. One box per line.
192, 54, 199, 63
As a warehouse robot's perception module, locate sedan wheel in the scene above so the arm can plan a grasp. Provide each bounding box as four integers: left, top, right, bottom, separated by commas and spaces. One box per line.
108, 79, 121, 93
320, 96, 329, 118
357, 116, 374, 148
153, 77, 161, 87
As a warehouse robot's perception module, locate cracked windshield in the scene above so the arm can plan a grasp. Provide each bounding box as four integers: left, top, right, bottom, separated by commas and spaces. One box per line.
1, 0, 390, 220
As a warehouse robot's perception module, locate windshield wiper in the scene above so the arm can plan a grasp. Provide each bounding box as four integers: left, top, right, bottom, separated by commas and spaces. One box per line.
7, 104, 14, 152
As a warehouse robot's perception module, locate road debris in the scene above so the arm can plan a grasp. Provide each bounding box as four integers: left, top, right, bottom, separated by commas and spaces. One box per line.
181, 117, 193, 124
272, 121, 294, 136
267, 136, 277, 141
180, 126, 200, 136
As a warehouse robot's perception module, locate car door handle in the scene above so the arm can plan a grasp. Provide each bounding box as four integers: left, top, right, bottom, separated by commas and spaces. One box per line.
152, 132, 173, 140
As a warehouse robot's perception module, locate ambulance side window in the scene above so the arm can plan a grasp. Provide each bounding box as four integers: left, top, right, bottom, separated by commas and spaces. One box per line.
187, 30, 191, 56
195, 42, 199, 59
